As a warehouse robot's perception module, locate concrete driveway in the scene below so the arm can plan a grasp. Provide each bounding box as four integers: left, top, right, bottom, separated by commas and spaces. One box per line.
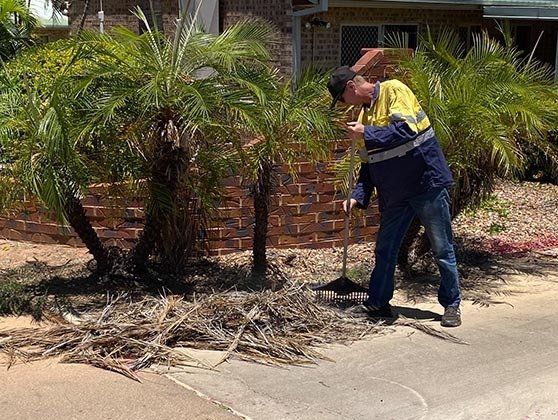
0, 317, 238, 420
169, 270, 558, 420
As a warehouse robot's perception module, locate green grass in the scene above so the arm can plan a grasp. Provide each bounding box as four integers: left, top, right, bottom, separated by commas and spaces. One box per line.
463, 194, 511, 219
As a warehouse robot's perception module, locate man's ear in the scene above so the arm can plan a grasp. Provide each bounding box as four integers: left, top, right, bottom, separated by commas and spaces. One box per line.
346, 80, 356, 91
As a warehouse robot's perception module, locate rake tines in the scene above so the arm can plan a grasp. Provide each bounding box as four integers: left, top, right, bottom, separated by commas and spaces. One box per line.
311, 276, 368, 305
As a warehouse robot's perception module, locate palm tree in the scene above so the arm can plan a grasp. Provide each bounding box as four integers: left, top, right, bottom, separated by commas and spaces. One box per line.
390, 28, 558, 268
0, 0, 37, 61
0, 8, 277, 276
0, 74, 111, 271
244, 69, 342, 277
72, 9, 275, 272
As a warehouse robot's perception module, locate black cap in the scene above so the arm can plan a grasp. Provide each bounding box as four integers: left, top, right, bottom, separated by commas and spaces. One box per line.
327, 66, 356, 107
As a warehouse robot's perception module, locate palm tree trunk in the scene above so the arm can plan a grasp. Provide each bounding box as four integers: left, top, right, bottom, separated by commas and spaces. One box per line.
130, 208, 161, 272
130, 138, 184, 273
252, 161, 272, 276
78, 0, 90, 34
65, 196, 110, 272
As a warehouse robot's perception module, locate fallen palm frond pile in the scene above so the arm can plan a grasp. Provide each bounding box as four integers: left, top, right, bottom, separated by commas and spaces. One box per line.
0, 282, 386, 381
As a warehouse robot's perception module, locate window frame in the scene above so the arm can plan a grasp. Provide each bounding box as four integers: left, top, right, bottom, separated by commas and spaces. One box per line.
339, 22, 420, 65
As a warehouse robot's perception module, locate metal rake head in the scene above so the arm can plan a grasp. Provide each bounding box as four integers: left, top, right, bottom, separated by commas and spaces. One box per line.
311, 276, 368, 304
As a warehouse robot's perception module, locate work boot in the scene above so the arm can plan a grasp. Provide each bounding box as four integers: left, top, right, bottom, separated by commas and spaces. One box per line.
365, 303, 395, 318
441, 305, 462, 327
349, 303, 395, 319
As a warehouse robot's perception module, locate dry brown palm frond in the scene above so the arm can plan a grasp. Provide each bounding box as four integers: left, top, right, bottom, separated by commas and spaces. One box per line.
0, 282, 387, 380
395, 316, 469, 345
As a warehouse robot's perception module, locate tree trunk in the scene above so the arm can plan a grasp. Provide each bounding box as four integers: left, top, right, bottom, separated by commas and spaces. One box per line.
130, 139, 184, 273
130, 208, 161, 273
77, 0, 90, 34
65, 196, 110, 272
396, 218, 433, 279
252, 161, 272, 276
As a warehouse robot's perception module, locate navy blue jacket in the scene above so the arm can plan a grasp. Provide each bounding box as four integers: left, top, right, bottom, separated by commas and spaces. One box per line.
350, 80, 453, 211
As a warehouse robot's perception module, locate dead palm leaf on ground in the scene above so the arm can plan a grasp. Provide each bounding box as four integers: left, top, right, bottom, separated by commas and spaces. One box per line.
0, 283, 388, 381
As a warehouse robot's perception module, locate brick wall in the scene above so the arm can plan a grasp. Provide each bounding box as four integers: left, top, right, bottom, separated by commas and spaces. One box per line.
0, 139, 380, 255
68, 0, 179, 35
219, 0, 294, 75
35, 27, 71, 43
300, 7, 486, 70
351, 48, 413, 82
0, 191, 144, 249
68, 0, 294, 75
67, 3, 557, 75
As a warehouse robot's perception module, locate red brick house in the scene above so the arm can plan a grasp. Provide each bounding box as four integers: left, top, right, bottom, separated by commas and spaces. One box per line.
68, 1, 558, 77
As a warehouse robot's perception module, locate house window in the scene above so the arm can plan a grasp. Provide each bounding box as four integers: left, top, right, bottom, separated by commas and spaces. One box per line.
384, 25, 418, 49
514, 25, 532, 57
340, 25, 380, 66
340, 24, 418, 66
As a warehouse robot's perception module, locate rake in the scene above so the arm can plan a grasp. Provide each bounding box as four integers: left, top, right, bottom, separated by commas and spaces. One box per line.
311, 135, 368, 304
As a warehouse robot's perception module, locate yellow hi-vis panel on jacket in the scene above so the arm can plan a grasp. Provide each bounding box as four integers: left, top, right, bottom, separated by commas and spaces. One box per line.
358, 80, 431, 135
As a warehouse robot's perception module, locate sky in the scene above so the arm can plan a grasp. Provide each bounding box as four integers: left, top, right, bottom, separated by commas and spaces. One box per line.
29, 0, 69, 27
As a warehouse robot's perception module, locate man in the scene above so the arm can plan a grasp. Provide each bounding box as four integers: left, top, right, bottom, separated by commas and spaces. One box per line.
327, 66, 462, 327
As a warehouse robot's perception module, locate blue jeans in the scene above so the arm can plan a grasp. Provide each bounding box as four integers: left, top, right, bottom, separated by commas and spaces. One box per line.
366, 187, 461, 309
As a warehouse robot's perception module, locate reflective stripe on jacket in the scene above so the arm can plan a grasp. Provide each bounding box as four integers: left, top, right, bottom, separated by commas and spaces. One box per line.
351, 80, 454, 212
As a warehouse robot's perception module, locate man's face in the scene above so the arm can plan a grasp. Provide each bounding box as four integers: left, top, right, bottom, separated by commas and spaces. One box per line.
340, 80, 361, 106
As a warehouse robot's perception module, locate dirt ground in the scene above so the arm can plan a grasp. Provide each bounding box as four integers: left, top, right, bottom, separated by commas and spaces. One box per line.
0, 240, 90, 271
1, 180, 558, 306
